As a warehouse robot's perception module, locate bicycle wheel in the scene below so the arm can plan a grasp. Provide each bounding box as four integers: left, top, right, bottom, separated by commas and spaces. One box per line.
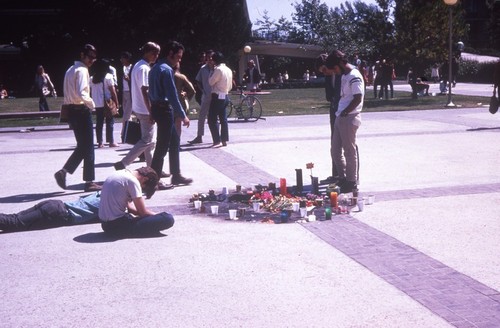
226, 100, 234, 118
239, 95, 262, 121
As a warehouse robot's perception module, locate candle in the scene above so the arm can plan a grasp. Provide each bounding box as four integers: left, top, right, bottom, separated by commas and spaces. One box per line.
330, 192, 338, 208
295, 169, 303, 194
325, 207, 332, 220
280, 178, 287, 195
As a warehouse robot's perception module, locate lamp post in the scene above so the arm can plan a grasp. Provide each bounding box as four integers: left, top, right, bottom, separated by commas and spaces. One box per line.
443, 0, 458, 107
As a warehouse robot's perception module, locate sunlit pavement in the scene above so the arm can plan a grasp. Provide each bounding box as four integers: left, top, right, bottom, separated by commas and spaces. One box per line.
0, 88, 499, 327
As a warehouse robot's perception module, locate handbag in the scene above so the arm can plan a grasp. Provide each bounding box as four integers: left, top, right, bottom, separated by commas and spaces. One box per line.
59, 104, 71, 123
122, 119, 141, 144
489, 88, 499, 114
103, 82, 119, 118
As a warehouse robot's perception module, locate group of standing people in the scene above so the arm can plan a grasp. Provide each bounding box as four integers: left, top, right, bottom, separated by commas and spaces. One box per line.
316, 50, 364, 194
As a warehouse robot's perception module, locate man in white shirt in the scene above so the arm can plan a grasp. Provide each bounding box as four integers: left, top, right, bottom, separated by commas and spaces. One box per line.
99, 167, 174, 236
324, 49, 364, 194
54, 44, 101, 192
114, 42, 160, 171
207, 51, 233, 147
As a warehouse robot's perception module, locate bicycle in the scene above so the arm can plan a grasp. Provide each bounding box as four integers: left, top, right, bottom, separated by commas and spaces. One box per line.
227, 88, 263, 122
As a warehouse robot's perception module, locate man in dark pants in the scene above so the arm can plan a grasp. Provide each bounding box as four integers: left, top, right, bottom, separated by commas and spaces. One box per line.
148, 40, 192, 190
54, 44, 101, 192
316, 54, 341, 184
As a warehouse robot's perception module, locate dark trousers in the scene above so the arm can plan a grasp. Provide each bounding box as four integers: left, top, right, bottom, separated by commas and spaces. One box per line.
208, 94, 229, 144
63, 106, 95, 182
101, 212, 174, 236
0, 200, 69, 232
39, 95, 49, 111
150, 103, 180, 177
329, 100, 339, 178
95, 107, 115, 144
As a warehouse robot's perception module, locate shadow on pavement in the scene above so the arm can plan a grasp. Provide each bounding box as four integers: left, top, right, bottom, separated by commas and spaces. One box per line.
0, 191, 76, 203
73, 231, 167, 243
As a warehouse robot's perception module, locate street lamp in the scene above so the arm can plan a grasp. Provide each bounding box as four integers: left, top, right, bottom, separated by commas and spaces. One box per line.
443, 0, 458, 107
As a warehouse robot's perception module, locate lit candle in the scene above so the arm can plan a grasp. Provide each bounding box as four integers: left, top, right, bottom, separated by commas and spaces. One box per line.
330, 192, 338, 208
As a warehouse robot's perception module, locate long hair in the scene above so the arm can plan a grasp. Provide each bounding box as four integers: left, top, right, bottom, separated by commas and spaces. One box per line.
92, 59, 111, 84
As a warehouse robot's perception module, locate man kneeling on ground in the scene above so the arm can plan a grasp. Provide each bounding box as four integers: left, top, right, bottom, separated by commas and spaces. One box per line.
99, 167, 174, 236
1, 167, 174, 236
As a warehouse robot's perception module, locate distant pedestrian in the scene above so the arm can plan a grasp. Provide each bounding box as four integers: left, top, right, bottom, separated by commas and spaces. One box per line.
243, 59, 261, 91
90, 59, 120, 148
34, 65, 56, 111
54, 44, 101, 193
207, 51, 233, 147
431, 63, 440, 83
173, 63, 196, 138
119, 51, 133, 135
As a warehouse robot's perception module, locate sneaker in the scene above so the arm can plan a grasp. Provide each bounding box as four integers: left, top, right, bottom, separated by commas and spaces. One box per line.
340, 181, 357, 194
171, 174, 193, 186
114, 161, 125, 171
109, 143, 119, 147
84, 182, 102, 192
161, 171, 171, 178
157, 181, 174, 190
188, 136, 202, 144
54, 170, 67, 190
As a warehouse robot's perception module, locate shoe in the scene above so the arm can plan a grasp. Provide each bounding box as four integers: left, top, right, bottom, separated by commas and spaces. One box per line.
188, 136, 202, 144
320, 176, 340, 184
222, 141, 227, 147
84, 182, 102, 192
340, 181, 357, 194
212, 142, 223, 148
97, 143, 104, 148
109, 143, 119, 147
161, 171, 171, 178
171, 174, 193, 185
114, 161, 125, 171
157, 181, 174, 190
54, 170, 67, 190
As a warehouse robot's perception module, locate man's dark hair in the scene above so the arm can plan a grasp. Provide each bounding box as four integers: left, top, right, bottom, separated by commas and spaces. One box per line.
211, 51, 224, 65
315, 53, 328, 71
136, 167, 159, 199
163, 40, 184, 57
120, 51, 132, 60
325, 50, 347, 69
140, 42, 160, 55
81, 44, 97, 57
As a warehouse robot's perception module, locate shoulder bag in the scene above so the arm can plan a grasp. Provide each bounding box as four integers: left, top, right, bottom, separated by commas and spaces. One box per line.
103, 81, 118, 118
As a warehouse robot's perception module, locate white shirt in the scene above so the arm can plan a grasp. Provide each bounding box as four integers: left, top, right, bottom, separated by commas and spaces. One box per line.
98, 170, 142, 221
63, 61, 95, 109
123, 64, 131, 92
208, 63, 232, 95
90, 73, 114, 108
131, 59, 151, 115
337, 68, 364, 117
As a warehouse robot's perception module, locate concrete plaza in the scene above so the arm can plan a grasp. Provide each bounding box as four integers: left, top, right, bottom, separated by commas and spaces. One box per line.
0, 87, 499, 327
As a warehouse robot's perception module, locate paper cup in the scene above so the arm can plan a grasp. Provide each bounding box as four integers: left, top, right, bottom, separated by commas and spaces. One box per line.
299, 207, 307, 218
367, 195, 375, 205
307, 214, 316, 222
292, 202, 300, 212
229, 209, 237, 220
211, 205, 219, 215
357, 199, 365, 212
194, 200, 202, 210
252, 202, 260, 212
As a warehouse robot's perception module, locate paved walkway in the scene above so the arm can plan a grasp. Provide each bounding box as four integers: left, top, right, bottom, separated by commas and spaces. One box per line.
0, 100, 499, 327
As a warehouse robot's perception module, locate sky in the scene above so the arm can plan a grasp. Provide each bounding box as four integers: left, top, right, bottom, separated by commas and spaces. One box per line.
246, 0, 378, 23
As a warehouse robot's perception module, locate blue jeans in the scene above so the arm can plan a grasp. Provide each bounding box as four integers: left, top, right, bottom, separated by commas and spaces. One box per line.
95, 107, 115, 144
208, 94, 229, 144
151, 103, 180, 177
0, 200, 69, 232
101, 212, 174, 236
63, 106, 95, 182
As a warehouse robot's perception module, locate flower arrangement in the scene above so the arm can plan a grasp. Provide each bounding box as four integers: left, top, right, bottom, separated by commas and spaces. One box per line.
306, 162, 314, 177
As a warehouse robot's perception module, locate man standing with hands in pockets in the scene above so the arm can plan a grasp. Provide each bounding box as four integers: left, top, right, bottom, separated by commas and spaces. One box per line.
148, 40, 192, 190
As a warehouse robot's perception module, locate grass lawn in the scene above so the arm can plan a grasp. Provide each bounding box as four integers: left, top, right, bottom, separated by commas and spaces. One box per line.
0, 88, 489, 128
